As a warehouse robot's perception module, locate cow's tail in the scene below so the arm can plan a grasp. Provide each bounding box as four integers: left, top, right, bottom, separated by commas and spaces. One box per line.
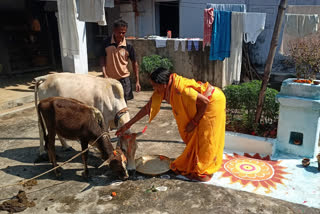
37, 103, 48, 149
34, 76, 49, 123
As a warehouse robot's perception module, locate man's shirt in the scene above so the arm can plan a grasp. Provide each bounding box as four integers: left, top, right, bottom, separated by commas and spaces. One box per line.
100, 35, 136, 80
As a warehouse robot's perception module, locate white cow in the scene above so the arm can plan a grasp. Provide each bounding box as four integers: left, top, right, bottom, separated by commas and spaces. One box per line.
34, 73, 137, 171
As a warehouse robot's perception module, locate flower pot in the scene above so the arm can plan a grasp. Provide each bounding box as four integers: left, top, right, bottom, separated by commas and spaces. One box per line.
302, 158, 310, 167
313, 80, 320, 85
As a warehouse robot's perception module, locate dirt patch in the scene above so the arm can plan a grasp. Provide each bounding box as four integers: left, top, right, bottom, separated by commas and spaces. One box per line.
22, 179, 38, 189
0, 190, 35, 213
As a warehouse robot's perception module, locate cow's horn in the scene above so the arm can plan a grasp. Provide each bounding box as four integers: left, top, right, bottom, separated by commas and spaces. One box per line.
136, 132, 143, 137
98, 158, 112, 168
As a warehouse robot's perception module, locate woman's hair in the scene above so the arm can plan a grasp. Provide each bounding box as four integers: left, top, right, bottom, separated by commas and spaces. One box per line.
150, 67, 172, 84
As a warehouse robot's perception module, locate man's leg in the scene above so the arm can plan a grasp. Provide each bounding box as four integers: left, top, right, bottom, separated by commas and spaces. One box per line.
119, 77, 134, 102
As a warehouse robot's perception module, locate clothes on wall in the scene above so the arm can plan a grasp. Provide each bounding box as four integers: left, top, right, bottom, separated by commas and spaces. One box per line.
155, 37, 167, 48
174, 39, 187, 51
243, 13, 267, 44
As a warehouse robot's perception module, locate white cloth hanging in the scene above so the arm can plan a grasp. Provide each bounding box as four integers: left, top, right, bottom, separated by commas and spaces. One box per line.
280, 13, 319, 55
174, 39, 180, 51
155, 37, 167, 48
180, 39, 186, 52
105, 0, 114, 8
225, 12, 244, 85
57, 0, 79, 56
78, 0, 107, 26
243, 12, 266, 44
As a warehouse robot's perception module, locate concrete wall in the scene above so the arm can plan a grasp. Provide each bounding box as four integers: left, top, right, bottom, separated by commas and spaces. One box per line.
126, 39, 225, 88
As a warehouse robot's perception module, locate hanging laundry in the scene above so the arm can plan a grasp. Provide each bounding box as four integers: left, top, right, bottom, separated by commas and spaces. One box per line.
155, 37, 167, 48
193, 40, 200, 51
187, 40, 193, 51
280, 13, 319, 55
206, 3, 246, 12
57, 0, 79, 56
174, 39, 180, 51
210, 10, 231, 61
203, 8, 214, 50
180, 39, 186, 52
284, 14, 319, 37
105, 0, 114, 8
225, 12, 244, 85
243, 13, 266, 44
78, 0, 108, 26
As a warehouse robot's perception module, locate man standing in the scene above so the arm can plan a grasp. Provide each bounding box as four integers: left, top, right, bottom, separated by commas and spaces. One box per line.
100, 20, 141, 101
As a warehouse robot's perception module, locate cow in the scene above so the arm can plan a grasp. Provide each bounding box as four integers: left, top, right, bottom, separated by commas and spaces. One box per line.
37, 96, 129, 180
34, 73, 138, 172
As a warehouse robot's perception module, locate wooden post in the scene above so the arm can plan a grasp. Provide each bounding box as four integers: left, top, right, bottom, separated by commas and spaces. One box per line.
255, 0, 288, 123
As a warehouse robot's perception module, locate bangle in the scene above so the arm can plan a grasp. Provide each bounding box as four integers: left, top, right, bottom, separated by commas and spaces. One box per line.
191, 119, 198, 126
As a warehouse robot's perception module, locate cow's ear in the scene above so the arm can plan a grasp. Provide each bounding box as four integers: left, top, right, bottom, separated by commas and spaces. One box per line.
98, 157, 112, 168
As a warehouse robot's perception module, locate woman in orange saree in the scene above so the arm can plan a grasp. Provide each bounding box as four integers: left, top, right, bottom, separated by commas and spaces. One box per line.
116, 68, 226, 181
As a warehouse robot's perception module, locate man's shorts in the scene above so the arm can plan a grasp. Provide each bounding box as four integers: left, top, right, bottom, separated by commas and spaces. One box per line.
118, 77, 134, 102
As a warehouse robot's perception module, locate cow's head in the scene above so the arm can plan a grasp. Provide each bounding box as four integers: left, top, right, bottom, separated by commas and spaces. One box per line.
117, 131, 143, 172
99, 148, 129, 180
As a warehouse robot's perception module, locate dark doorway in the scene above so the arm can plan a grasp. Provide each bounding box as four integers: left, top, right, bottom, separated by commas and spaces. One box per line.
156, 1, 179, 38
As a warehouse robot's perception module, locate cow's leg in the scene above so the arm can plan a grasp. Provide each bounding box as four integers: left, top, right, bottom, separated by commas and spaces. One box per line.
80, 140, 89, 178
57, 135, 73, 151
34, 119, 50, 163
46, 131, 61, 177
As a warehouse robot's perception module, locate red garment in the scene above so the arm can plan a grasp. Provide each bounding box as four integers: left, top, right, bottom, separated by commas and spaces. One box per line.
203, 8, 214, 50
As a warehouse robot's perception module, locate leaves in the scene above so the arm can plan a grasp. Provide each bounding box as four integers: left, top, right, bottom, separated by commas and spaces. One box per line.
288, 32, 320, 79
224, 81, 279, 137
140, 55, 173, 74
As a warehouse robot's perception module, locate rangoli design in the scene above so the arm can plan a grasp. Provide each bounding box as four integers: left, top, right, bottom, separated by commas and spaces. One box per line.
219, 153, 289, 193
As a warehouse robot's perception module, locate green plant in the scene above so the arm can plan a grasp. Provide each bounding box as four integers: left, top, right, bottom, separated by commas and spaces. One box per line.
288, 32, 320, 80
223, 81, 279, 137
140, 55, 173, 74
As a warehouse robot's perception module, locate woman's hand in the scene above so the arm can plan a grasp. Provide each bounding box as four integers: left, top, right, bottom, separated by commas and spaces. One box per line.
185, 120, 197, 133
116, 123, 131, 136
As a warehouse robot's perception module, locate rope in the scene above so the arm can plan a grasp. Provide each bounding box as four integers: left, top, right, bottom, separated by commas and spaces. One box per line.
0, 132, 110, 189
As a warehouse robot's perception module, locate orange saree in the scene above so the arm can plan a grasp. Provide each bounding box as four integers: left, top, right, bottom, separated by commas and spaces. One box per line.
149, 74, 226, 181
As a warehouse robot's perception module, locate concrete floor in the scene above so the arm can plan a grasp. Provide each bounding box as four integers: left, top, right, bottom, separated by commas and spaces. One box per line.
0, 72, 319, 213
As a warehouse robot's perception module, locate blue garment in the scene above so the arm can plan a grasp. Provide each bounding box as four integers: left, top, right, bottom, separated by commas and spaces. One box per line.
206, 3, 246, 12
209, 10, 231, 61
193, 40, 199, 51
187, 40, 193, 51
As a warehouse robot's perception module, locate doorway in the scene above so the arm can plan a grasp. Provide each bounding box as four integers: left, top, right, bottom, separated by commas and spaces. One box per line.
155, 1, 179, 38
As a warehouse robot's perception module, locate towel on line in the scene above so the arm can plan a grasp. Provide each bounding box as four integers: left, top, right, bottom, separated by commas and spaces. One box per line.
243, 12, 266, 44
210, 10, 231, 61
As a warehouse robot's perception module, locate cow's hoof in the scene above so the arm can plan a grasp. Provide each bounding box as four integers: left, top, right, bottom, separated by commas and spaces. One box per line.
81, 171, 90, 179
128, 170, 136, 179
34, 154, 49, 163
